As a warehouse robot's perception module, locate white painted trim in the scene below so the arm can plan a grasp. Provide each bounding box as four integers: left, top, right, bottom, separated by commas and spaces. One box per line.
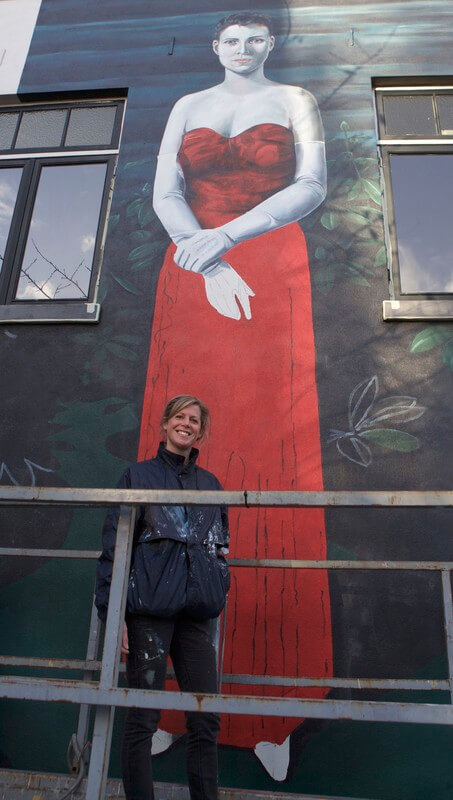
0, 149, 119, 160
0, 1, 42, 94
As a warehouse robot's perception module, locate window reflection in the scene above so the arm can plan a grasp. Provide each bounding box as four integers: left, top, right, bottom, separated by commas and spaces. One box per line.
390, 154, 453, 293
15, 162, 107, 300
0, 167, 23, 278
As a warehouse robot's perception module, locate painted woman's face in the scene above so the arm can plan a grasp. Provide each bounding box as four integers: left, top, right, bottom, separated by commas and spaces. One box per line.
213, 24, 275, 75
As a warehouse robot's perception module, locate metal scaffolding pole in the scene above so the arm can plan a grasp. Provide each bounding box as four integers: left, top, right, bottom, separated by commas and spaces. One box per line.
0, 487, 452, 800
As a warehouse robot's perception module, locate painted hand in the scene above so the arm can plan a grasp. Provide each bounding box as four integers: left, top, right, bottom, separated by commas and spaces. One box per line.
203, 261, 254, 320
174, 229, 234, 272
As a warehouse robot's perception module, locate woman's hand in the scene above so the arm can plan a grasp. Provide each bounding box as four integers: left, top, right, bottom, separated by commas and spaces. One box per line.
203, 261, 254, 320
174, 229, 234, 272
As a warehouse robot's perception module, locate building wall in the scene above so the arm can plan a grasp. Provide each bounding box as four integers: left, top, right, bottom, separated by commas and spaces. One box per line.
1, 1, 452, 797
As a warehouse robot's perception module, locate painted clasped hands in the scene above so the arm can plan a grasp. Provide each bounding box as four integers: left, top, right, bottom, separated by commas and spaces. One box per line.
174, 228, 254, 320
174, 228, 233, 271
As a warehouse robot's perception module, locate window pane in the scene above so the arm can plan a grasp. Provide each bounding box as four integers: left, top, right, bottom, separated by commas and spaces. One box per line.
0, 113, 19, 149
15, 162, 107, 300
0, 167, 22, 277
437, 95, 453, 135
15, 110, 67, 149
389, 154, 453, 293
65, 106, 117, 146
383, 96, 437, 136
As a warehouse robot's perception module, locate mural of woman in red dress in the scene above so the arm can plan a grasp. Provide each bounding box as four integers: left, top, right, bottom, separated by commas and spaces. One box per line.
138, 11, 333, 779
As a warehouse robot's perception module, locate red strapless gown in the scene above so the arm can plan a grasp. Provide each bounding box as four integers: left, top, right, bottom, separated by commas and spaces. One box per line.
138, 124, 333, 747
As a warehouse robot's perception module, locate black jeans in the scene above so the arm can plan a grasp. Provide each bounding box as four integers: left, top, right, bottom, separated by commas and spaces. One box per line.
122, 613, 220, 800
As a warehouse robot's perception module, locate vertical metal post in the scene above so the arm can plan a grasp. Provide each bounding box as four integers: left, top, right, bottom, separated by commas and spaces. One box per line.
76, 595, 102, 760
218, 599, 228, 691
441, 570, 453, 703
85, 504, 136, 800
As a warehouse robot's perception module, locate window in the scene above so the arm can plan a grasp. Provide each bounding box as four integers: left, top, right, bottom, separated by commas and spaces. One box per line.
374, 80, 453, 321
0, 94, 125, 322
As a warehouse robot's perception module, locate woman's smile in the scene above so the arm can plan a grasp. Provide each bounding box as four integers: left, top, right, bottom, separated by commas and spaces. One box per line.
164, 404, 202, 455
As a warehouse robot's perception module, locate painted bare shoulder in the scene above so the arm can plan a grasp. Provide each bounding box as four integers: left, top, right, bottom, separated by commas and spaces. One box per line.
170, 85, 220, 116
280, 85, 324, 141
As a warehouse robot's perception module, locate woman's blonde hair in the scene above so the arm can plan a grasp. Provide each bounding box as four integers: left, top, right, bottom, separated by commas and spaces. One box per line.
160, 395, 210, 442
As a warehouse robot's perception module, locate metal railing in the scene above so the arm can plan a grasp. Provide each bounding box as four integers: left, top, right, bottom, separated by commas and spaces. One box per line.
1, 486, 453, 800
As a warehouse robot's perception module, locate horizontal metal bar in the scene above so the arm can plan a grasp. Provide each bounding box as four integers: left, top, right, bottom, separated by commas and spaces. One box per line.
1, 676, 452, 725
231, 559, 453, 570
0, 486, 452, 508
0, 548, 100, 558
221, 675, 450, 691
2, 549, 452, 572
0, 656, 102, 671
0, 658, 448, 691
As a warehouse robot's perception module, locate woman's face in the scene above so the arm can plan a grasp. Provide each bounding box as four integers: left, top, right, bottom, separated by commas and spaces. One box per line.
163, 403, 202, 456
213, 24, 275, 75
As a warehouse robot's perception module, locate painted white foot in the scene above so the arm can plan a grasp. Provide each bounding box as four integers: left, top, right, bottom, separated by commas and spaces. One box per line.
151, 728, 176, 755
254, 735, 290, 781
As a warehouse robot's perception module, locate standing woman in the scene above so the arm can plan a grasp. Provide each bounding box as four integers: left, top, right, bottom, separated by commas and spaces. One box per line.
96, 395, 230, 800
138, 11, 333, 764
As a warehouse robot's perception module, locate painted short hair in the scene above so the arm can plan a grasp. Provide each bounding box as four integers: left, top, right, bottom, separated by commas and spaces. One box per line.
160, 394, 210, 441
214, 12, 274, 39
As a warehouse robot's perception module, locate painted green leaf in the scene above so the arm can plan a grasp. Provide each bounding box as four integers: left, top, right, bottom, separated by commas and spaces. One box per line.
126, 197, 143, 218
355, 237, 385, 246
348, 133, 368, 144
123, 158, 154, 171
105, 342, 139, 361
350, 275, 371, 286
340, 121, 350, 132
346, 211, 371, 228
442, 340, 453, 369
360, 428, 419, 452
361, 179, 382, 206
138, 198, 154, 227
315, 246, 327, 259
335, 151, 354, 165
410, 327, 453, 353
128, 243, 155, 261
313, 265, 335, 291
355, 157, 378, 166
141, 182, 153, 196
348, 261, 374, 275
374, 246, 388, 267
129, 230, 152, 242
321, 212, 339, 230
343, 177, 355, 191
130, 257, 154, 271
111, 274, 141, 295
355, 205, 382, 216
347, 184, 362, 201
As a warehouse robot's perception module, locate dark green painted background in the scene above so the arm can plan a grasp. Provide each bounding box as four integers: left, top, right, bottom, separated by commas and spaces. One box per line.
1, 1, 453, 797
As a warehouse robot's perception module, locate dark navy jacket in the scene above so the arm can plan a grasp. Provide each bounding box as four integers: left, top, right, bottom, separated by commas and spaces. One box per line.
95, 444, 229, 622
